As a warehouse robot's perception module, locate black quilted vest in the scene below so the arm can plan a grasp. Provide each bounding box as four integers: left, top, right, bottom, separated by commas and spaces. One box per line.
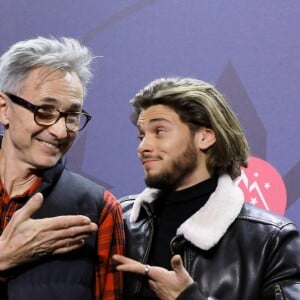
3, 163, 104, 300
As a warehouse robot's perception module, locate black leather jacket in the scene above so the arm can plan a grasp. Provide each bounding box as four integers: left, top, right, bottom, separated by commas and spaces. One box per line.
120, 175, 300, 300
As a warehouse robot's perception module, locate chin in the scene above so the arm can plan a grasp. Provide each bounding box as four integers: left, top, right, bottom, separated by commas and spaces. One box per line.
34, 157, 61, 169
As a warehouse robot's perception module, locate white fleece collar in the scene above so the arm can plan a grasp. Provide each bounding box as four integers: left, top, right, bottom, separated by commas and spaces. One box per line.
129, 174, 244, 250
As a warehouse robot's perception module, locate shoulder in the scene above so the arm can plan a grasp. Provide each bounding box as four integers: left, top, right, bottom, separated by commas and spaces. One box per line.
238, 203, 296, 229
235, 203, 299, 242
236, 204, 300, 278
119, 194, 137, 202
61, 168, 105, 194
103, 189, 121, 210
119, 194, 138, 215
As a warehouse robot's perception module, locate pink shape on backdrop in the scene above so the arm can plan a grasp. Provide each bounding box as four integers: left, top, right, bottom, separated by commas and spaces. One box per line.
235, 156, 287, 215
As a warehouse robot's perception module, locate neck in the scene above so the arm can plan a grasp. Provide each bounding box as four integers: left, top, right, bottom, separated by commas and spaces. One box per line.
0, 150, 39, 198
175, 169, 212, 191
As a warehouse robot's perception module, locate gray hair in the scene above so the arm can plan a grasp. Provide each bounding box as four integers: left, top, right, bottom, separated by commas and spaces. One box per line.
0, 36, 93, 96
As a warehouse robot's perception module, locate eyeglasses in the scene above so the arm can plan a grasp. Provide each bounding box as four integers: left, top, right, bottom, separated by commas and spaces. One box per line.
5, 93, 92, 132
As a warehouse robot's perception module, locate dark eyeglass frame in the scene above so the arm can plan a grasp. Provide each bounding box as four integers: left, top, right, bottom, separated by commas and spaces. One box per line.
4, 92, 92, 132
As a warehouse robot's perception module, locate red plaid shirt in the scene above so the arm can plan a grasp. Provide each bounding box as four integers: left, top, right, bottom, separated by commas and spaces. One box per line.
0, 180, 125, 300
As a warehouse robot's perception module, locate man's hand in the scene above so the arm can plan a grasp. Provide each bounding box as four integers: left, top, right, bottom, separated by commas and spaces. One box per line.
0, 193, 98, 271
113, 254, 194, 300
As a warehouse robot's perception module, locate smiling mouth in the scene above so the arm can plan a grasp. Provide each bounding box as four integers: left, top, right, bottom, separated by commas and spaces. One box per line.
142, 158, 163, 170
38, 139, 62, 150
142, 158, 159, 163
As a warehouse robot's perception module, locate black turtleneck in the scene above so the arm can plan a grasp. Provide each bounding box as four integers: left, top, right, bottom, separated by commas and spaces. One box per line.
140, 176, 218, 299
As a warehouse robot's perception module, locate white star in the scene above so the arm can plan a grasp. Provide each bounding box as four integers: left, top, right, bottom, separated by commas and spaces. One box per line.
264, 182, 271, 190
251, 197, 258, 205
254, 172, 259, 178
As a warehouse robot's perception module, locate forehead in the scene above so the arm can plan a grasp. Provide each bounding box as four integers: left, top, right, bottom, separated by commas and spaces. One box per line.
137, 105, 182, 128
19, 67, 84, 105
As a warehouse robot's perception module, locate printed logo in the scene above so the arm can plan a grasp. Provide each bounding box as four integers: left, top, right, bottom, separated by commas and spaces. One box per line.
235, 156, 287, 215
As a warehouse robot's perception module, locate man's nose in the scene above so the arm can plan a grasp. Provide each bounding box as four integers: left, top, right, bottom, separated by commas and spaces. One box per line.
138, 135, 153, 155
47, 117, 69, 137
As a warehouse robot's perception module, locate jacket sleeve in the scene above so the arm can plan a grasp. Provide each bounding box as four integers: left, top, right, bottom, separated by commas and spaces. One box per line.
177, 222, 300, 300
262, 222, 300, 299
177, 283, 217, 300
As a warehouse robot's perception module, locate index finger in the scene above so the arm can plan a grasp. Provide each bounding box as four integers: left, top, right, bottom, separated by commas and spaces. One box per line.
113, 254, 146, 275
40, 215, 98, 230
15, 193, 44, 220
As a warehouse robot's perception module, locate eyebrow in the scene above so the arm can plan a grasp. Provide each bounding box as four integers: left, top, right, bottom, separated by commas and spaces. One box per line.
39, 97, 82, 111
137, 117, 172, 129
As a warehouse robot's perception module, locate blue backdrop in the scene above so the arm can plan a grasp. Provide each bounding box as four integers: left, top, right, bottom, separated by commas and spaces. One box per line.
1, 0, 299, 227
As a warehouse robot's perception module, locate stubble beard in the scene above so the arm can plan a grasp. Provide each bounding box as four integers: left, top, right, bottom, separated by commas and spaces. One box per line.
144, 143, 198, 190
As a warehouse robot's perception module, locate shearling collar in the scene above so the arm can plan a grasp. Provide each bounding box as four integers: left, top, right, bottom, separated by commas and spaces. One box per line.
129, 174, 244, 250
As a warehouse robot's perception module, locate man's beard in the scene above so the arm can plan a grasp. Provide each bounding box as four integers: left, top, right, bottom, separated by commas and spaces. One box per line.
144, 142, 198, 190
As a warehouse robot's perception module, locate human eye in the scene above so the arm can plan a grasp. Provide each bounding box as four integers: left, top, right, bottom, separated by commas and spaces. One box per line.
155, 127, 167, 136
137, 132, 145, 141
66, 112, 81, 125
36, 106, 57, 120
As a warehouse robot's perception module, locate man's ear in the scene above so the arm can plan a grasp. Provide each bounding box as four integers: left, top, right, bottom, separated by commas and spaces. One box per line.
195, 127, 216, 151
0, 92, 10, 126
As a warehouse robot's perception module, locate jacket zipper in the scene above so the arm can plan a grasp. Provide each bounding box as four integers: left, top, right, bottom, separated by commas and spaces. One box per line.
274, 284, 284, 300
134, 203, 155, 295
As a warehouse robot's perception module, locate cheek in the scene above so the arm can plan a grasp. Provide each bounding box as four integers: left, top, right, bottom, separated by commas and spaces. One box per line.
166, 137, 188, 151
9, 110, 35, 127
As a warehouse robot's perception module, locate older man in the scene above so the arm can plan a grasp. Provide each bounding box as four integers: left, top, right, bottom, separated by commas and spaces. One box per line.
0, 37, 124, 300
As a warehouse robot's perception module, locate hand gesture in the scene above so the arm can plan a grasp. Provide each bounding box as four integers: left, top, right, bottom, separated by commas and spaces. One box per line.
0, 193, 98, 270
113, 254, 194, 300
